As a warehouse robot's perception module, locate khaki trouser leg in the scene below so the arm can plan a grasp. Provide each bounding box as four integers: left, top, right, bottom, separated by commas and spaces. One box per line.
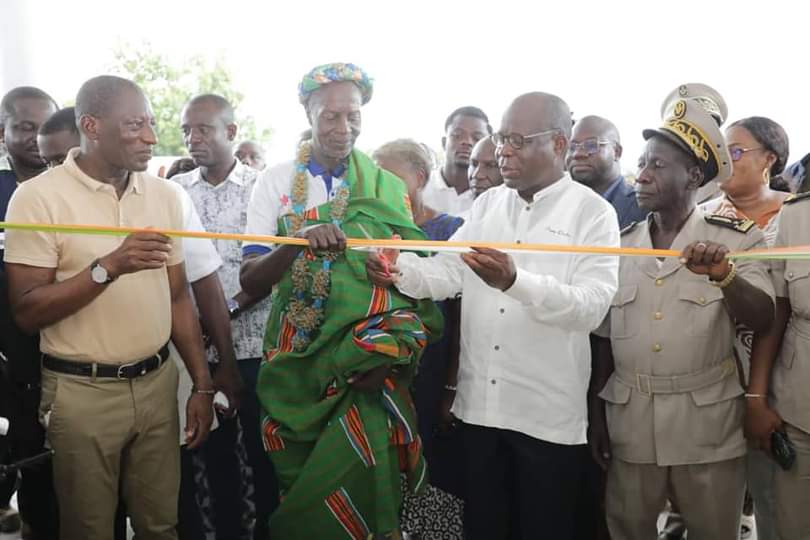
747, 446, 778, 540
121, 360, 180, 540
41, 368, 134, 540
605, 458, 667, 540
670, 456, 745, 540
774, 424, 810, 540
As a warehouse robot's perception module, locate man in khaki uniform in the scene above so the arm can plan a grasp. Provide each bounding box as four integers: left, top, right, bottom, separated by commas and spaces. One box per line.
747, 189, 810, 539
589, 96, 776, 539
3, 75, 214, 540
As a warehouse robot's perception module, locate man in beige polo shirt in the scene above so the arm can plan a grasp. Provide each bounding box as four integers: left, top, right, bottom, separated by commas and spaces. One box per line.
3, 75, 214, 540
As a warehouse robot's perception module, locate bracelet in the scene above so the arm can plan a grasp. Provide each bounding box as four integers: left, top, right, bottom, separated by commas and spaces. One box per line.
192, 387, 216, 395
443, 384, 457, 392
710, 261, 737, 288
744, 393, 767, 399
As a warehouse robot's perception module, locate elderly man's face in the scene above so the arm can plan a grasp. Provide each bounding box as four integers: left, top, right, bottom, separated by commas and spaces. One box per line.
468, 137, 502, 197
93, 88, 157, 172
307, 81, 362, 163
635, 137, 701, 212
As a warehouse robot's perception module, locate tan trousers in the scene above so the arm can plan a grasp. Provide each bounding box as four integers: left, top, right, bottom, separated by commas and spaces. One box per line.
774, 423, 810, 539
41, 359, 180, 540
606, 456, 745, 540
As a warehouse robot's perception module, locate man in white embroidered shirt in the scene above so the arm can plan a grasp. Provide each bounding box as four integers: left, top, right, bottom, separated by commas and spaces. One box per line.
367, 92, 619, 540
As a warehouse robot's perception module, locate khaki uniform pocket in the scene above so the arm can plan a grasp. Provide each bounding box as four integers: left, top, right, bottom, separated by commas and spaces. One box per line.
610, 285, 639, 339
678, 283, 725, 338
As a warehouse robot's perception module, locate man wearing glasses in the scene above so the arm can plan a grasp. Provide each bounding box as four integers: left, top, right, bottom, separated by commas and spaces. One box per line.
567, 115, 648, 229
568, 115, 647, 540
367, 92, 620, 539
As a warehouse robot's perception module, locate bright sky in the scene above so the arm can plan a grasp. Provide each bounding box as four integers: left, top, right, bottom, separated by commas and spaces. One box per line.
3, 0, 808, 173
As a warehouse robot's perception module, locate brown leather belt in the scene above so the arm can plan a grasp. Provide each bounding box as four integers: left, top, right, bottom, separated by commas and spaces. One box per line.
42, 343, 170, 380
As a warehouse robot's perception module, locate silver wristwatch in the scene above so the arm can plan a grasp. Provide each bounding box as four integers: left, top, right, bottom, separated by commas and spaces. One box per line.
227, 297, 241, 318
90, 259, 115, 284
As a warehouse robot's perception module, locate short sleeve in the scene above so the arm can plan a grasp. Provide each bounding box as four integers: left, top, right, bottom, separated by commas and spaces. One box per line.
242, 165, 284, 257
4, 184, 59, 268
732, 227, 775, 303
164, 184, 185, 267
179, 190, 222, 283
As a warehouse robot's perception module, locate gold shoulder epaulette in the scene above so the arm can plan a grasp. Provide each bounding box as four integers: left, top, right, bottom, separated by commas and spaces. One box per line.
704, 214, 756, 233
783, 191, 810, 205
620, 221, 639, 236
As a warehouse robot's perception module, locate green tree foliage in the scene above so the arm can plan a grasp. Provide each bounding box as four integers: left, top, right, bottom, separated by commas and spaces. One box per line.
110, 42, 271, 156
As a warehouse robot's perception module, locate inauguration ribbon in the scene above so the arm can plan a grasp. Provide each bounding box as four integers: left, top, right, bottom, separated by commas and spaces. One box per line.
0, 221, 805, 260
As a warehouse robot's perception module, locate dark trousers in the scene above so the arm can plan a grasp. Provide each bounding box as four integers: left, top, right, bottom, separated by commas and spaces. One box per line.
178, 414, 255, 540
10, 390, 59, 540
238, 358, 279, 540
461, 423, 585, 540
0, 383, 16, 513
573, 453, 611, 540
0, 274, 59, 538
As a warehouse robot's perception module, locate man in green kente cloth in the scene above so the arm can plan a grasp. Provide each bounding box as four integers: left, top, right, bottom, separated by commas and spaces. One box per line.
240, 63, 443, 539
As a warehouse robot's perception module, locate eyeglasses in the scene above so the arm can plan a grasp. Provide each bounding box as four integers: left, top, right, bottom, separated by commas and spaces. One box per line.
729, 146, 764, 162
568, 138, 613, 156
491, 128, 560, 150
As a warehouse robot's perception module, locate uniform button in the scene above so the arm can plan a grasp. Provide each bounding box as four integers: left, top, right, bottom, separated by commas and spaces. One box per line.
525, 206, 531, 211
516, 240, 522, 244
655, 279, 664, 286
788, 271, 794, 278
494, 345, 500, 351
654, 312, 663, 320
698, 296, 706, 305
499, 308, 505, 314
653, 343, 662, 352
491, 379, 497, 385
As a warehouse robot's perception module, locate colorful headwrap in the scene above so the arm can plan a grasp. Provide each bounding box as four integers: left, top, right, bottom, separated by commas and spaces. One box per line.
298, 62, 374, 106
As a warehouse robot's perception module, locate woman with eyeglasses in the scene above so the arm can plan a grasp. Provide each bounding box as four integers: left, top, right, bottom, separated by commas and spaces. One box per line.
708, 117, 791, 240
702, 116, 790, 540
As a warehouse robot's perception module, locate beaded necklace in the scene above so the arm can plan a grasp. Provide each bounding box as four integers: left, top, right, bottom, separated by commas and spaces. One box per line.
286, 140, 350, 351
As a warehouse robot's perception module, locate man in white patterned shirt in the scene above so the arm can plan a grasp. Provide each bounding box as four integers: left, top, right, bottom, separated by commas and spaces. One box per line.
367, 92, 620, 540
172, 94, 276, 540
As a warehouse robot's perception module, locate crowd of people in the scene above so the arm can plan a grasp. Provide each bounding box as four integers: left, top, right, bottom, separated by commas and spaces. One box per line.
0, 61, 807, 540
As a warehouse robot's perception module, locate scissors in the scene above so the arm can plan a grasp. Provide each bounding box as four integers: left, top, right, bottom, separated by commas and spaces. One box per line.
357, 223, 392, 277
